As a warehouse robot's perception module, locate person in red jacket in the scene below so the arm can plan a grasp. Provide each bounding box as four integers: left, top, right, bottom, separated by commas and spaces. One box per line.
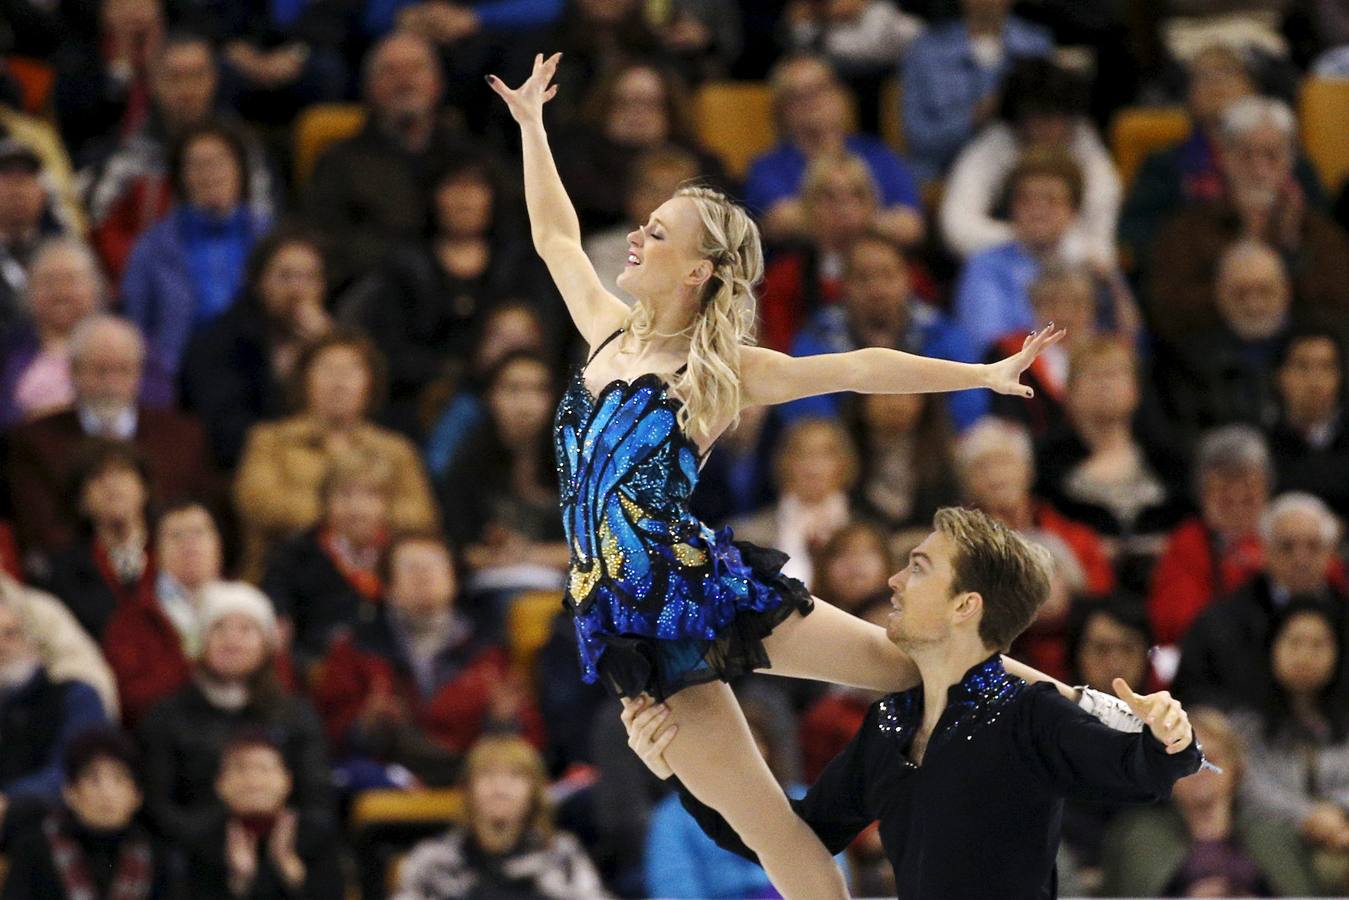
312, 531, 544, 788
1147, 424, 1270, 647
954, 416, 1115, 596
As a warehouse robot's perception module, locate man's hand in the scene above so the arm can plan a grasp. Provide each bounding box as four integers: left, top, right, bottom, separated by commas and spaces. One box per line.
619, 696, 679, 780
1113, 678, 1192, 753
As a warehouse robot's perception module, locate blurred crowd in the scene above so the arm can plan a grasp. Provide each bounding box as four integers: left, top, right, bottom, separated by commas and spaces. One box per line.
2, 0, 1349, 896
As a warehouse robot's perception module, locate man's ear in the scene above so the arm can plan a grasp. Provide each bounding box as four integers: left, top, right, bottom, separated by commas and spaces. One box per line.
952, 591, 983, 629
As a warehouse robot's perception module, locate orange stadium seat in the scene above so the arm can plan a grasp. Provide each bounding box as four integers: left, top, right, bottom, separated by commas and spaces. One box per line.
293, 103, 367, 188
350, 787, 465, 831
1300, 77, 1349, 194
693, 81, 776, 181
1110, 106, 1191, 190
508, 590, 563, 674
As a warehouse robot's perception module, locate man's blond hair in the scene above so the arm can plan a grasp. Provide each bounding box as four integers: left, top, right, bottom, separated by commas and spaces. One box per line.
934, 507, 1053, 650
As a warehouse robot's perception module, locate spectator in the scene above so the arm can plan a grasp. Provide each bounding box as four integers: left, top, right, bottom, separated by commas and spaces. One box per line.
1118, 44, 1326, 264
1231, 600, 1349, 859
120, 121, 271, 387
841, 391, 958, 532
1009, 531, 1087, 683
6, 315, 212, 566
756, 152, 873, 352
745, 54, 922, 246
1035, 337, 1189, 590
901, 0, 1054, 181
395, 735, 607, 899
42, 440, 155, 641
180, 229, 333, 469
0, 139, 68, 342
0, 591, 109, 842
261, 453, 393, 673
730, 417, 860, 588
1176, 492, 1346, 710
83, 33, 279, 281
1101, 707, 1324, 897
687, 404, 781, 527
52, 0, 165, 165
303, 31, 471, 289
1157, 239, 1294, 437
648, 0, 743, 83
784, 229, 984, 429
233, 329, 438, 581
0, 573, 120, 719
1058, 597, 1159, 879
1147, 96, 1349, 350
1147, 424, 1270, 647
646, 687, 832, 899
179, 0, 349, 127
100, 500, 222, 726
423, 301, 550, 481
0, 101, 86, 238
1267, 324, 1349, 517
584, 144, 702, 300
951, 148, 1084, 354
939, 58, 1121, 266
339, 152, 553, 434
0, 727, 176, 900
809, 521, 893, 615
441, 351, 569, 601
0, 238, 105, 428
981, 262, 1098, 439
312, 533, 545, 787
182, 729, 343, 898
780, 0, 922, 134
554, 61, 727, 233
954, 416, 1115, 595
137, 582, 330, 847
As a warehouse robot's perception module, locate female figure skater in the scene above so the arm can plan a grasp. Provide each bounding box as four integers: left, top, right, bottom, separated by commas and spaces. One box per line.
490, 53, 1067, 899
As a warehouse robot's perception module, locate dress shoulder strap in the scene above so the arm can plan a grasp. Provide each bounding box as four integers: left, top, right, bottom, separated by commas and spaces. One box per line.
674, 362, 689, 376
584, 327, 625, 367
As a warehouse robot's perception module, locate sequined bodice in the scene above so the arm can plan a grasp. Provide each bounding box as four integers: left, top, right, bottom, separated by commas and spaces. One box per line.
554, 366, 712, 613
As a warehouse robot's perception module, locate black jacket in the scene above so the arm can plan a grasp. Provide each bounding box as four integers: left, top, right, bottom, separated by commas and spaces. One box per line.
678, 656, 1202, 899
260, 528, 379, 668
1267, 413, 1349, 518
1, 811, 176, 900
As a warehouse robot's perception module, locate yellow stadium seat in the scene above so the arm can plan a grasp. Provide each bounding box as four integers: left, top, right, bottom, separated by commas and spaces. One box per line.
1109, 106, 1191, 190
293, 103, 367, 188
693, 81, 776, 181
879, 75, 905, 155
508, 590, 563, 674
350, 788, 465, 831
1300, 78, 1349, 194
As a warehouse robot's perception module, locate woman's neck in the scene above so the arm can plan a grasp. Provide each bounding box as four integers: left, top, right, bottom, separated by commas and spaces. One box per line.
1179, 797, 1234, 842
435, 235, 490, 276
37, 324, 73, 350
1289, 691, 1325, 727
96, 517, 146, 549
473, 819, 524, 855
1075, 415, 1133, 451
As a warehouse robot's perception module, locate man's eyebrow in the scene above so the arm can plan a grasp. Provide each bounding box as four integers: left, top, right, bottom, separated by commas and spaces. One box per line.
909, 551, 930, 566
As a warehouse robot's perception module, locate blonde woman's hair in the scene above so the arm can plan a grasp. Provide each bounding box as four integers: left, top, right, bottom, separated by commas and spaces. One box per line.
625, 185, 763, 442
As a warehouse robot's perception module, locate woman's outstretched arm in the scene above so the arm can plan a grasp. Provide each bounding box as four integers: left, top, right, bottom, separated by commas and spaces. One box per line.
740, 324, 1066, 408
488, 52, 628, 345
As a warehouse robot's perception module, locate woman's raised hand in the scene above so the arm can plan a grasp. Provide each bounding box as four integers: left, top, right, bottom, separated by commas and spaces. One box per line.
984, 323, 1067, 398
487, 52, 561, 125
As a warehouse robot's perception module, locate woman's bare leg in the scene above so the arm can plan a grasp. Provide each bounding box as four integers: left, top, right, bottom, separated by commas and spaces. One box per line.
759, 597, 919, 692
662, 680, 849, 900
760, 597, 1074, 697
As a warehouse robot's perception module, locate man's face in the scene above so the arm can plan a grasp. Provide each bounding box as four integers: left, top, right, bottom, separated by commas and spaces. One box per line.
216, 745, 291, 816
1187, 50, 1253, 128
156, 506, 222, 588
367, 36, 441, 125
1277, 337, 1341, 424
388, 541, 456, 618
1216, 250, 1290, 341
71, 326, 143, 414
1264, 508, 1335, 595
1221, 124, 1293, 207
885, 531, 962, 648
843, 240, 910, 346
1200, 468, 1268, 539
64, 758, 143, 830
154, 42, 216, 127
0, 167, 45, 234
1011, 175, 1075, 251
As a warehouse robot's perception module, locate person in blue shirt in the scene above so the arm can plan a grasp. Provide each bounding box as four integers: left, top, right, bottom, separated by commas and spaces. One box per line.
786, 229, 986, 430
745, 54, 923, 248
121, 121, 270, 389
902, 0, 1054, 182
953, 147, 1082, 355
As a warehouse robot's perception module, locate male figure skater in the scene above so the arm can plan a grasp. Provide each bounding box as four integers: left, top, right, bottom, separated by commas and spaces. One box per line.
624, 506, 1201, 898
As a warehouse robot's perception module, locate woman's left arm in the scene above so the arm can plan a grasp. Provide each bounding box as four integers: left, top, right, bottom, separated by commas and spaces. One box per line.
740, 325, 1064, 408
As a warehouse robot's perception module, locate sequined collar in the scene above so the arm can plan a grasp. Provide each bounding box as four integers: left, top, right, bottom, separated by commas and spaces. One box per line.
877, 654, 1024, 763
